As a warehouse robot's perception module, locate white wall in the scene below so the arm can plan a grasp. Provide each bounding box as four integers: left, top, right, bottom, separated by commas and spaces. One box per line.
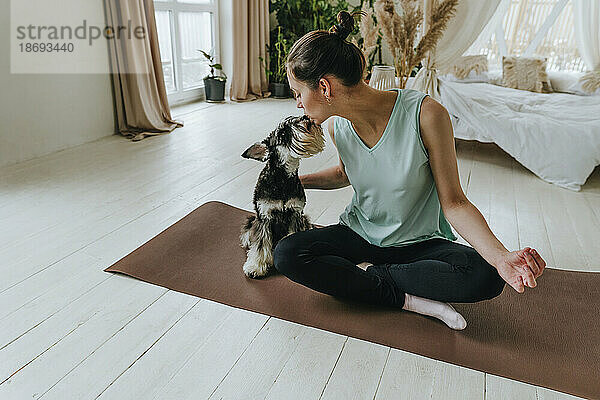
0, 0, 115, 168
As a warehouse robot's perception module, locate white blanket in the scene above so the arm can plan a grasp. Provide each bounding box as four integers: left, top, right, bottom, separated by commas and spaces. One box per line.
438, 80, 600, 191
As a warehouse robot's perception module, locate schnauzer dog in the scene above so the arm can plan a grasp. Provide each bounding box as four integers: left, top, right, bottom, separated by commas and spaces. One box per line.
240, 114, 326, 278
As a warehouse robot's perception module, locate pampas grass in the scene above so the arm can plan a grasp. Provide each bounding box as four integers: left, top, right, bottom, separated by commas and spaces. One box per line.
358, 2, 379, 57
375, 0, 458, 89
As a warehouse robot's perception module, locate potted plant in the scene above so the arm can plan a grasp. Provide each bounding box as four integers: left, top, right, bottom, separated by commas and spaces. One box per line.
198, 49, 227, 102
268, 0, 350, 97
269, 26, 290, 98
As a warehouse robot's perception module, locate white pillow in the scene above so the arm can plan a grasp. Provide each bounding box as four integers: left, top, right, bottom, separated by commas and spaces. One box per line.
440, 69, 490, 83
547, 70, 583, 94
487, 69, 503, 86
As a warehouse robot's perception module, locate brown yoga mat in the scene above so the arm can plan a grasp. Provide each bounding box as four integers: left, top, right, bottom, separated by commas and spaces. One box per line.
105, 201, 600, 399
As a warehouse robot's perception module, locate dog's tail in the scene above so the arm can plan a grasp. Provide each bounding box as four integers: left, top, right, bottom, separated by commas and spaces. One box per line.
239, 214, 256, 250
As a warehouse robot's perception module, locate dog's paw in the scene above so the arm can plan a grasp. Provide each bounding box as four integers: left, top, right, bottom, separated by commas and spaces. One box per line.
243, 260, 271, 279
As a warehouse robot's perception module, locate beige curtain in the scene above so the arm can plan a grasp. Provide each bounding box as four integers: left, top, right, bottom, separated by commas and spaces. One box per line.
230, 0, 271, 102
104, 0, 183, 141
412, 0, 501, 99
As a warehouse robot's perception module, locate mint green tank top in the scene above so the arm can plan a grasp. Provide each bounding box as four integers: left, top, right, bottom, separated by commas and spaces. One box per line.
334, 88, 457, 247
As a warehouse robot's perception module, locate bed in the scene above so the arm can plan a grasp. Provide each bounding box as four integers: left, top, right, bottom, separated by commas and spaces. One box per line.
437, 79, 600, 191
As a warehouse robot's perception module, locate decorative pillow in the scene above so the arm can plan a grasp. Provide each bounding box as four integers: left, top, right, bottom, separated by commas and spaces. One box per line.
440, 55, 489, 82
547, 70, 583, 94
502, 56, 554, 93
574, 70, 600, 95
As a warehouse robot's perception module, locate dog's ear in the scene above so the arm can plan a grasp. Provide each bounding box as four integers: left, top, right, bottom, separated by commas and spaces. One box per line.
241, 142, 268, 162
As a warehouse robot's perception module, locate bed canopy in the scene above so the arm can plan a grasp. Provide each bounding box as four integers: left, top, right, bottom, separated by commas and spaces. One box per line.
412, 0, 600, 100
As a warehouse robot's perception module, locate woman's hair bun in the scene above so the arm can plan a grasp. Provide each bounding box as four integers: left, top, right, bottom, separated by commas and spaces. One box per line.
328, 11, 355, 41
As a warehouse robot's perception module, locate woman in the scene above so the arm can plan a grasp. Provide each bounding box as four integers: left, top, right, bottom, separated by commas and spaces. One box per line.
272, 11, 546, 330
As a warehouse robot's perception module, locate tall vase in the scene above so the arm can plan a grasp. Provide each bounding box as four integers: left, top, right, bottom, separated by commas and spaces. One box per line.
369, 65, 396, 90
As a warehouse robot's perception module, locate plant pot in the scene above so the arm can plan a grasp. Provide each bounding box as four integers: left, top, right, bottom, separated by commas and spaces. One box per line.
203, 77, 226, 102
271, 82, 290, 99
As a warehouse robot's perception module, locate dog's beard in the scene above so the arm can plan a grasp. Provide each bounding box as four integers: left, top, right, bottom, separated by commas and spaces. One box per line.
290, 123, 325, 158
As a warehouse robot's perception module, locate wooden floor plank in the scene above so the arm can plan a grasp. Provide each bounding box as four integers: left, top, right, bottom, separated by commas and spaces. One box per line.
38, 291, 199, 400
94, 300, 238, 400
374, 350, 437, 399
264, 328, 346, 400
204, 318, 306, 400
319, 338, 389, 400
512, 158, 558, 270
0, 277, 165, 395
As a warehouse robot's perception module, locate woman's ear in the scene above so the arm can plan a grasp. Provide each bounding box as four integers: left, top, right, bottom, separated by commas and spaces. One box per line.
319, 77, 332, 98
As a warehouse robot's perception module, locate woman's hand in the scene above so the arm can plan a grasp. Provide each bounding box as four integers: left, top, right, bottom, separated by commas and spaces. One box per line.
494, 247, 547, 293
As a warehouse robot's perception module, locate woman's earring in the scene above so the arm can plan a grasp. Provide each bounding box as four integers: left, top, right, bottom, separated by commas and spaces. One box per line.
325, 96, 332, 105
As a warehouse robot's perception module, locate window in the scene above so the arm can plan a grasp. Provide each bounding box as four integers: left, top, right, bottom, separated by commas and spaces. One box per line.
154, 0, 220, 105
468, 0, 585, 72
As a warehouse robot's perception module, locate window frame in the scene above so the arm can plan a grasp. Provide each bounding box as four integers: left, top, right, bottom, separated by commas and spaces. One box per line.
153, 0, 221, 105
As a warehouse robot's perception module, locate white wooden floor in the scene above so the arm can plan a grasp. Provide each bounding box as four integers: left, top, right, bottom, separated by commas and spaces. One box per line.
1, 96, 598, 400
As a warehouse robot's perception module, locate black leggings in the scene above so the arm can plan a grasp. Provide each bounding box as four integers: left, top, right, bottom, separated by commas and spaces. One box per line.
273, 224, 506, 309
